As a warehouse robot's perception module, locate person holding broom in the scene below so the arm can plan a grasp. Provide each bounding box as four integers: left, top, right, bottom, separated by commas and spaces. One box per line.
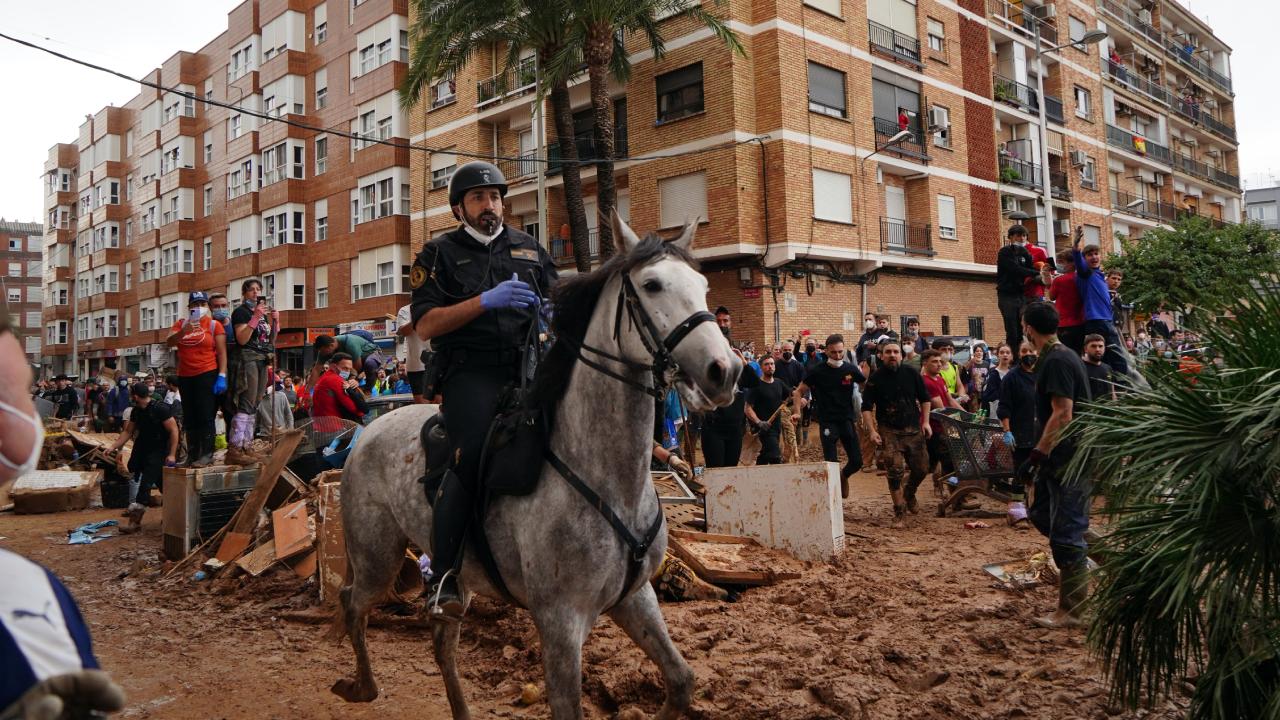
745, 355, 792, 465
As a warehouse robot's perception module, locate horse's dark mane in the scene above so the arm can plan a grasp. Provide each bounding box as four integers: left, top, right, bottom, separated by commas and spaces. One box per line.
530, 233, 699, 418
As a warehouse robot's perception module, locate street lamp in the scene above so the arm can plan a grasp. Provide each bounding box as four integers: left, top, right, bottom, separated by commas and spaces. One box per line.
1031, 26, 1108, 257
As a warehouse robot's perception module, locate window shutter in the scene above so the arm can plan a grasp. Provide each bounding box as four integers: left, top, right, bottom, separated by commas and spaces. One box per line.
804, 0, 842, 16
937, 194, 956, 230
431, 149, 456, 172
807, 63, 846, 114
315, 264, 328, 290
812, 169, 852, 223
314, 3, 326, 28
658, 172, 708, 228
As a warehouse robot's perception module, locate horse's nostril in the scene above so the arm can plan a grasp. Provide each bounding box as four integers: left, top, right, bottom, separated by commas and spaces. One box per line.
707, 359, 726, 386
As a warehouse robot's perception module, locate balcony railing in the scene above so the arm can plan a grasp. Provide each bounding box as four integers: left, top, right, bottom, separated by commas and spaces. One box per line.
1106, 124, 1172, 165
1105, 60, 1172, 106
1169, 98, 1236, 143
999, 155, 1042, 189
1044, 94, 1064, 124
550, 228, 600, 264
1112, 188, 1176, 223
867, 20, 922, 68
880, 218, 934, 256
872, 116, 929, 161
1098, 0, 1163, 47
1050, 169, 1071, 200
1200, 113, 1236, 143
1164, 39, 1232, 95
993, 74, 1038, 113
546, 127, 629, 175
476, 57, 537, 107
987, 0, 1058, 44
1172, 153, 1237, 191
496, 150, 540, 182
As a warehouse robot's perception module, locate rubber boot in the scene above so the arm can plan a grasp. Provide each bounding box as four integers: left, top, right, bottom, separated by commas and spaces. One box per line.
119, 504, 145, 534
428, 469, 471, 620
1034, 557, 1088, 628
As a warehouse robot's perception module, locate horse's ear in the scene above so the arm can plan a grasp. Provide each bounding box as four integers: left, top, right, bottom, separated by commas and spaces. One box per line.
667, 217, 699, 251
611, 209, 642, 254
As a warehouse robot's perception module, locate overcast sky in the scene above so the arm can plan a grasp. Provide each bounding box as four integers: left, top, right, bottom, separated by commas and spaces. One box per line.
0, 0, 1275, 223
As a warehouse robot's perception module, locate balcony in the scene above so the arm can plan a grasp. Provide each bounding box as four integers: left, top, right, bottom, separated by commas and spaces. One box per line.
987, 0, 1058, 44
1164, 39, 1232, 95
993, 74, 1038, 114
476, 57, 537, 108
550, 228, 600, 266
1172, 154, 1239, 191
1044, 94, 1064, 124
867, 20, 922, 69
1200, 112, 1236, 144
496, 150, 540, 184
1050, 169, 1071, 200
1106, 124, 1172, 165
879, 219, 934, 256
547, 128, 629, 175
1105, 60, 1172, 107
873, 117, 929, 162
1112, 188, 1176, 223
1098, 0, 1163, 48
1168, 98, 1235, 143
999, 155, 1042, 190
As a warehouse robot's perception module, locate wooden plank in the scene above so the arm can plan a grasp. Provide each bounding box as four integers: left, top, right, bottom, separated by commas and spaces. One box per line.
215, 531, 252, 564
666, 530, 802, 587
316, 481, 346, 604
279, 467, 309, 495
226, 430, 304, 535
271, 500, 313, 561
290, 550, 318, 579
236, 538, 278, 576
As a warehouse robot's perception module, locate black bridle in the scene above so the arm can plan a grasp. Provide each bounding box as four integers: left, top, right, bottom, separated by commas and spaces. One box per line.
567, 274, 716, 400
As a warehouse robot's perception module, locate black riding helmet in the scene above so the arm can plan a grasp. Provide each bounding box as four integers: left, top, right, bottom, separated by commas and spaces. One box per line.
448, 161, 508, 208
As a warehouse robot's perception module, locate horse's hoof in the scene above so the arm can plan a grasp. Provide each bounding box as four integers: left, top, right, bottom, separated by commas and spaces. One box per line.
331, 678, 379, 703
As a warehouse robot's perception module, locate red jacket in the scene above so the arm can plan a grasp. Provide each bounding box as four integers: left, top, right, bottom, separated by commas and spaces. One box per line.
1024, 244, 1048, 298
312, 370, 360, 421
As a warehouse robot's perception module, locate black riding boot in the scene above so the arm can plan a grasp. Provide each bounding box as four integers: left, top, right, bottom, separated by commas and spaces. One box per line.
429, 469, 472, 620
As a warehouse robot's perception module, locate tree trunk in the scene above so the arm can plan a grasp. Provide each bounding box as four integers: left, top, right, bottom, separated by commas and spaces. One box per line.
549, 77, 592, 273
585, 22, 616, 261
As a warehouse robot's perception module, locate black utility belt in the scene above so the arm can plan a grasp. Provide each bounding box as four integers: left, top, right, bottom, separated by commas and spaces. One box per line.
442, 347, 523, 368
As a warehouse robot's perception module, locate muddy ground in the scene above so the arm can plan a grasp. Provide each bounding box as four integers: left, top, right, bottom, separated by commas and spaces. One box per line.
0, 465, 1186, 720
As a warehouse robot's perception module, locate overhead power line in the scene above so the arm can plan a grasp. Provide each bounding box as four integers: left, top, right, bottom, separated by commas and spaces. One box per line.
0, 30, 764, 168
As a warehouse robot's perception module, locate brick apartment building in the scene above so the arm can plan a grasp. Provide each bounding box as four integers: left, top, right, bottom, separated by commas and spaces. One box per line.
0, 221, 45, 367
409, 0, 1240, 345
41, 0, 415, 378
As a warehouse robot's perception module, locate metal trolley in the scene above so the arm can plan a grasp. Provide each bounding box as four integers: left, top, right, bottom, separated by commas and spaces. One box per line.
930, 408, 1022, 516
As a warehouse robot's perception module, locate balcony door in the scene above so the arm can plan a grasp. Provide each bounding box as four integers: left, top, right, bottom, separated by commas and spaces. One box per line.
885, 186, 906, 223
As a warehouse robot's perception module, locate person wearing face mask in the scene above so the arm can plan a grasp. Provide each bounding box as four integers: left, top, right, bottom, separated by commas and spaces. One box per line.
790, 334, 866, 498
165, 291, 227, 468
410, 161, 558, 618
105, 383, 179, 534
998, 341, 1039, 525
311, 353, 367, 425
105, 373, 131, 432
774, 340, 805, 388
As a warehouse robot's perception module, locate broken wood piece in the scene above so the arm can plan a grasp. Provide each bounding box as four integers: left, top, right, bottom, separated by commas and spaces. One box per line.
272, 500, 313, 561
890, 546, 931, 555
290, 550, 318, 579
226, 430, 304, 536
214, 531, 252, 564
666, 529, 802, 586
236, 538, 278, 576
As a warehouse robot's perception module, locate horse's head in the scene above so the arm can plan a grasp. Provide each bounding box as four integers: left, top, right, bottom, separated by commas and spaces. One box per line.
611, 212, 741, 411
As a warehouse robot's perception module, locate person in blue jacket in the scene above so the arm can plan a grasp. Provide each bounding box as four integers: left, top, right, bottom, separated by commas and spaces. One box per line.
1071, 226, 1127, 375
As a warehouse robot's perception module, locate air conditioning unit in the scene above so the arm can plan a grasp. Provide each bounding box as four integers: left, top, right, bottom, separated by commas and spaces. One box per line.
1070, 150, 1088, 167
1138, 8, 1152, 24
1001, 194, 1020, 213
1152, 173, 1166, 187
929, 107, 950, 131
1116, 102, 1133, 116
1053, 219, 1071, 236
1038, 4, 1057, 18
1202, 98, 1217, 109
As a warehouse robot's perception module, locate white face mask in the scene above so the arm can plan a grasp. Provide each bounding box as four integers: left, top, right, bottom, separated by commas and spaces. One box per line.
864, 320, 875, 330
190, 306, 209, 319
462, 222, 503, 246
0, 399, 44, 480
826, 357, 843, 368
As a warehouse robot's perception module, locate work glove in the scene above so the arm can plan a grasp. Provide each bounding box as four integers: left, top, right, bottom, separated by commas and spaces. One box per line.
1002, 431, 1015, 448
0, 670, 126, 720
755, 420, 772, 433
1015, 448, 1048, 485
480, 274, 539, 311
668, 455, 693, 483
212, 374, 227, 395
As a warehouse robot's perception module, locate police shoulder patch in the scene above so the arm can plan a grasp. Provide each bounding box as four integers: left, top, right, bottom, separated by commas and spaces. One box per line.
410, 264, 428, 290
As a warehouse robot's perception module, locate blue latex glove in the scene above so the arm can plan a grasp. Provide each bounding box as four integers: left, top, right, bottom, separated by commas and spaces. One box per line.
1002, 430, 1015, 447
213, 374, 227, 395
480, 273, 539, 311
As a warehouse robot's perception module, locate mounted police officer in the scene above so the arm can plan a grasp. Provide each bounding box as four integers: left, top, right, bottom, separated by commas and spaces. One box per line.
410, 161, 558, 618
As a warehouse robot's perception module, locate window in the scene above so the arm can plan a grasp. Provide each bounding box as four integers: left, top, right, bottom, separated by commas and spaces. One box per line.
315, 68, 328, 109
203, 239, 212, 270
263, 141, 304, 185
967, 317, 984, 339
1068, 16, 1087, 44
377, 261, 395, 295
811, 169, 853, 223
161, 299, 180, 328
293, 283, 305, 310
203, 185, 213, 217
316, 22, 327, 43
431, 72, 456, 108
658, 172, 709, 228
349, 246, 407, 300
229, 113, 243, 140
314, 3, 327, 44
7, 263, 20, 277
315, 265, 328, 308
400, 30, 409, 62
430, 150, 456, 190
1081, 156, 1098, 189
941, 315, 951, 335
807, 62, 846, 118
162, 194, 182, 225
931, 105, 950, 148
937, 194, 957, 239
262, 207, 305, 247
316, 198, 329, 241
804, 0, 841, 16
6, 289, 19, 303
7, 239, 19, 251
315, 136, 327, 174
141, 258, 157, 281
1074, 86, 1092, 119
141, 306, 156, 331
927, 18, 945, 54
228, 156, 257, 199
655, 63, 704, 123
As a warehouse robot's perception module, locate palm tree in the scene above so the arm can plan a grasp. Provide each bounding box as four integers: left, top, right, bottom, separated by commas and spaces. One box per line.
1067, 282, 1280, 718
566, 0, 743, 259
401, 0, 595, 272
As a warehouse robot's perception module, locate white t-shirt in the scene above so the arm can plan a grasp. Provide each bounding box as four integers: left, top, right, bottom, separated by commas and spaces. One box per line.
398, 304, 426, 373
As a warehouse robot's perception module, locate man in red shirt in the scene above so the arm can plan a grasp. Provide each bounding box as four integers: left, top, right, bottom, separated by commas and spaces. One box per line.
310, 353, 367, 431
920, 349, 962, 488
1023, 238, 1049, 300
1047, 249, 1086, 353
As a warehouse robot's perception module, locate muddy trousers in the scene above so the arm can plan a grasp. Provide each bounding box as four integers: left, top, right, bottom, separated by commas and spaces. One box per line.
1027, 453, 1091, 572
128, 449, 165, 507
881, 427, 929, 496
818, 420, 861, 480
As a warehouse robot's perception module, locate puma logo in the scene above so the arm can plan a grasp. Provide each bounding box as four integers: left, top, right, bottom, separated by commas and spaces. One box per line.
12, 601, 54, 628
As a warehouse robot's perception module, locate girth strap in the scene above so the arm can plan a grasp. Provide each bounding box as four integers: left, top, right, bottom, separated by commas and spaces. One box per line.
545, 449, 665, 610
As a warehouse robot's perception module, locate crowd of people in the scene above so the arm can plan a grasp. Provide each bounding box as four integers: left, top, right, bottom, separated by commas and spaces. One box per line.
30, 282, 430, 533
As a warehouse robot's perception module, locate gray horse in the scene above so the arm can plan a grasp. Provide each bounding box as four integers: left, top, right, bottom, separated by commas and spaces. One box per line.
330, 213, 741, 719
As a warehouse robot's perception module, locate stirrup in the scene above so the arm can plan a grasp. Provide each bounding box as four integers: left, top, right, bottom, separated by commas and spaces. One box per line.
427, 570, 464, 622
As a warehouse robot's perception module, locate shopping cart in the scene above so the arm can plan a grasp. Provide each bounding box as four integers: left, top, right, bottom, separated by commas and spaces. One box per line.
929, 408, 1020, 517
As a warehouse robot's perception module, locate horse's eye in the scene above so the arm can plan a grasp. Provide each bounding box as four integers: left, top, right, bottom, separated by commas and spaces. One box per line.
642, 279, 662, 293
